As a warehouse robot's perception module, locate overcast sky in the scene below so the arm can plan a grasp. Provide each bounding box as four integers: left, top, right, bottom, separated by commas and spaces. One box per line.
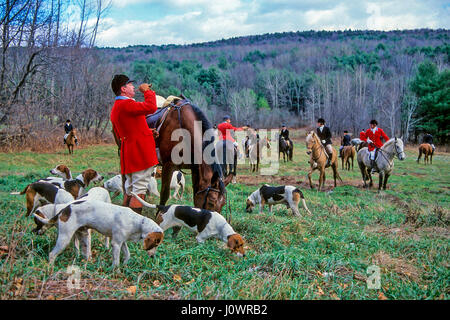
95, 0, 450, 47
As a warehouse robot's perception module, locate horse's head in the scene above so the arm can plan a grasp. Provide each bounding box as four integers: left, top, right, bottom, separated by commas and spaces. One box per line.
305, 131, 317, 155
394, 137, 406, 161
194, 169, 232, 213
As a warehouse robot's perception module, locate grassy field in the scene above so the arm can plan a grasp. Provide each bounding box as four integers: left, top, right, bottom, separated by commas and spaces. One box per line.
0, 130, 448, 300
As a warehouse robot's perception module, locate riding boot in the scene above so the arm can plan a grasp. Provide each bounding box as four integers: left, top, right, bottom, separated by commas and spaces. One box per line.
326, 152, 332, 167
122, 193, 132, 207
129, 193, 146, 214
370, 160, 378, 174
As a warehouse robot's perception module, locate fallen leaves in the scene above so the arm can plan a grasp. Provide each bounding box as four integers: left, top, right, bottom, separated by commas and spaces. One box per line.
152, 280, 161, 287
0, 245, 8, 258
378, 291, 388, 300
173, 274, 182, 282
126, 285, 136, 295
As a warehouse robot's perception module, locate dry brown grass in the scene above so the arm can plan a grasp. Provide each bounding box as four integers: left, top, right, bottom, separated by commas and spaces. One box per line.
372, 251, 421, 281
0, 130, 115, 153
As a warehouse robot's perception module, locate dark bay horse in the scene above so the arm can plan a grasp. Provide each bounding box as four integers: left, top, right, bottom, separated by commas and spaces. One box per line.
114, 97, 232, 215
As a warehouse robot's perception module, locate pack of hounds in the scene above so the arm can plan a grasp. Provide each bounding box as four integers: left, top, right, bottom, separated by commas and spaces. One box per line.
11, 164, 311, 267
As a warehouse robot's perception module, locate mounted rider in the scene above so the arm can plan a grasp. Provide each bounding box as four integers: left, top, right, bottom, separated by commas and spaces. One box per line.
63, 119, 78, 145
423, 132, 435, 153
339, 130, 351, 158
362, 119, 389, 174
316, 118, 333, 167
110, 74, 158, 214
280, 124, 293, 146
217, 115, 247, 151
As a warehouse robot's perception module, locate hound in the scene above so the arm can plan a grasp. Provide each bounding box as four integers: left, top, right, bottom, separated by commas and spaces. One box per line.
34, 187, 112, 251
10, 182, 74, 216
130, 192, 245, 256
170, 171, 185, 200
35, 164, 73, 188
62, 168, 104, 199
34, 199, 164, 266
103, 175, 123, 199
50, 164, 73, 180
35, 168, 103, 199
246, 185, 311, 216
103, 173, 159, 199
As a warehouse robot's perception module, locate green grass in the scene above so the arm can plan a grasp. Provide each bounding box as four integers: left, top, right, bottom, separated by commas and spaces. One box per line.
0, 136, 449, 300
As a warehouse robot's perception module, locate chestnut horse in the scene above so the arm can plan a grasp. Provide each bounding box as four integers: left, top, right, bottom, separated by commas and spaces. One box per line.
417, 143, 433, 164
66, 129, 77, 155
306, 131, 342, 190
341, 146, 355, 171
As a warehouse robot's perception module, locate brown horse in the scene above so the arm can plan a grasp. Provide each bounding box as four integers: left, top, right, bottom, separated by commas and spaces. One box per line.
113, 97, 233, 216
306, 131, 342, 190
66, 129, 77, 155
342, 146, 356, 170
417, 143, 434, 164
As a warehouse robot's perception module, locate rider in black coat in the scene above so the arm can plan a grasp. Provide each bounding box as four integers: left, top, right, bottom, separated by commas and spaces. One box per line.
339, 130, 352, 157
423, 133, 435, 152
63, 119, 78, 145
316, 118, 333, 166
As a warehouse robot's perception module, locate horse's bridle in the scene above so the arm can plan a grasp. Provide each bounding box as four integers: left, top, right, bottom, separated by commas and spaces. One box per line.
195, 184, 230, 222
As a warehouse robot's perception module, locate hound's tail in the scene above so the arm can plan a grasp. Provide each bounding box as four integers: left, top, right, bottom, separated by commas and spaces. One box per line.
293, 188, 312, 215
130, 192, 158, 209
10, 184, 31, 195
33, 211, 59, 225
33, 213, 50, 225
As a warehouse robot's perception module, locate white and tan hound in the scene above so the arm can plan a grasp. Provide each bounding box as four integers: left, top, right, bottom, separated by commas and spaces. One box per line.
34, 199, 164, 266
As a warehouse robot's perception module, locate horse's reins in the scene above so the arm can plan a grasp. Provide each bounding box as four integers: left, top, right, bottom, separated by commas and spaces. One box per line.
371, 138, 402, 170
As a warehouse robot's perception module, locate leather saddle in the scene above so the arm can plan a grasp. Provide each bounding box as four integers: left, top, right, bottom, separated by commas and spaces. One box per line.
146, 107, 168, 130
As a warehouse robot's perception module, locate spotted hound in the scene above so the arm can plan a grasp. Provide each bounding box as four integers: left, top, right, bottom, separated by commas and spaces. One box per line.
11, 182, 74, 216
131, 192, 245, 256
246, 185, 311, 216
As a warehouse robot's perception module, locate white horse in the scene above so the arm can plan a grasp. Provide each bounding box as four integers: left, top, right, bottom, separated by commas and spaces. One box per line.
357, 137, 406, 190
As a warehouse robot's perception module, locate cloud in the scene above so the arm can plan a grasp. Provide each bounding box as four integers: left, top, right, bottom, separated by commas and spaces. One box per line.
96, 0, 450, 47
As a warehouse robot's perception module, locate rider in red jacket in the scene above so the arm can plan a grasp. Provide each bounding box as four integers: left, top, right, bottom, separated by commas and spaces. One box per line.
110, 74, 158, 213
362, 119, 389, 173
217, 115, 246, 143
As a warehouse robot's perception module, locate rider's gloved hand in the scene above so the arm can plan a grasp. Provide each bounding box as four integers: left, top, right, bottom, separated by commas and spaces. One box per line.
322, 140, 326, 144
138, 83, 152, 93
367, 138, 373, 144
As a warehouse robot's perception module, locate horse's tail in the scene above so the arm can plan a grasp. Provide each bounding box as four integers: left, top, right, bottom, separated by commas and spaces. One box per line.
417, 147, 422, 162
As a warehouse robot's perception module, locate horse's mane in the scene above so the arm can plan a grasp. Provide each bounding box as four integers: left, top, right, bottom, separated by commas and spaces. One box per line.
381, 138, 397, 150
186, 100, 224, 187
306, 131, 320, 144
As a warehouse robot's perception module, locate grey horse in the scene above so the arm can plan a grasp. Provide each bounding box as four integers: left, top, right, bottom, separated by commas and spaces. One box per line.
357, 137, 406, 190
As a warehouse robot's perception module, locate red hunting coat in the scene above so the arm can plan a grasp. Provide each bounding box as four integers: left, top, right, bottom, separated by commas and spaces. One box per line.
110, 90, 158, 174
217, 122, 243, 142
363, 127, 389, 151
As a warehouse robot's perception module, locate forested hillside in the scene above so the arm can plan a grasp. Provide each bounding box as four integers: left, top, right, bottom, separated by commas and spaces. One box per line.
102, 29, 449, 142
1, 18, 449, 147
